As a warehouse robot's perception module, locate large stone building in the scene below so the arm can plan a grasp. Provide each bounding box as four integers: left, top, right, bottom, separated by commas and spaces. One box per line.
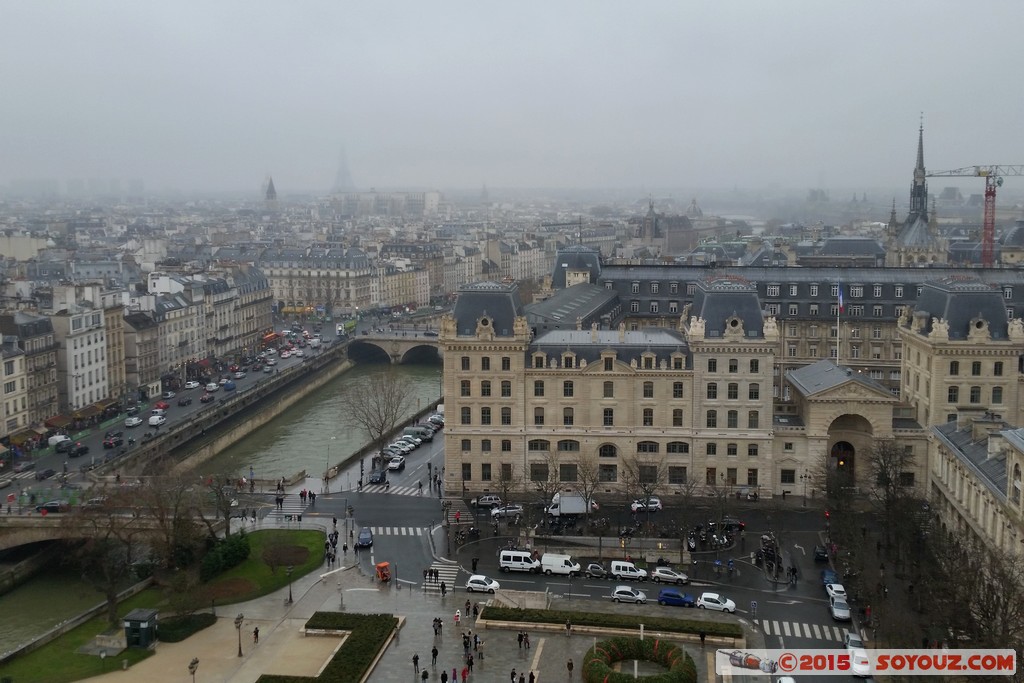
0, 311, 59, 431
441, 268, 1024, 528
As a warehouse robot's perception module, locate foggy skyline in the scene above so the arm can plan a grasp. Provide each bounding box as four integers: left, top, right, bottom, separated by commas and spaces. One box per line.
2, 1, 1023, 195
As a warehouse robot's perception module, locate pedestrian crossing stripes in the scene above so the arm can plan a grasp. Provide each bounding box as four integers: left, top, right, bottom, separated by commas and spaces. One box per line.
359, 484, 426, 496
422, 561, 462, 593
368, 526, 426, 536
267, 499, 307, 521
756, 619, 852, 642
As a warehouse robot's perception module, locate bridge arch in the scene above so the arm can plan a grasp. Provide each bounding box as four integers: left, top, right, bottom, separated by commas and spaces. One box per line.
347, 338, 441, 365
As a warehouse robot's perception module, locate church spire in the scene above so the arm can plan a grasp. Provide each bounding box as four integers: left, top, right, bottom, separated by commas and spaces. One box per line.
907, 118, 928, 225
888, 198, 899, 236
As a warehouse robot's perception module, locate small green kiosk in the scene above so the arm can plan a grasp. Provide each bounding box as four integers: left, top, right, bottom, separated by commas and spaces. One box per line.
123, 608, 159, 648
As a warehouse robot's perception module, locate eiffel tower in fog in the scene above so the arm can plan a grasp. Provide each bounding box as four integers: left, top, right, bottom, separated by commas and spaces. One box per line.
332, 147, 357, 193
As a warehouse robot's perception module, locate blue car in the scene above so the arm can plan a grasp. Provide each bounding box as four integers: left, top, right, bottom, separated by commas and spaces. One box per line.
355, 527, 374, 548
821, 569, 839, 586
223, 381, 237, 391
657, 588, 695, 607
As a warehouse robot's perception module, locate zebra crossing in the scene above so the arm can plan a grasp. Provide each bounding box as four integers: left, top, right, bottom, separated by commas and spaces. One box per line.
367, 526, 427, 537
359, 484, 427, 496
267, 498, 307, 521
756, 619, 853, 642
422, 561, 462, 593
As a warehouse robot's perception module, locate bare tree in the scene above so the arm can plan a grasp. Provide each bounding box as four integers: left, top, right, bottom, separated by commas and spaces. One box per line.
340, 367, 416, 455
572, 452, 602, 527
132, 476, 206, 569
494, 463, 523, 510
621, 455, 668, 529
865, 439, 920, 559
529, 451, 563, 527
67, 507, 144, 627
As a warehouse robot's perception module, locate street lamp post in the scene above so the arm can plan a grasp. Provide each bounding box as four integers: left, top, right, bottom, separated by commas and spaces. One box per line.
286, 565, 294, 605
800, 470, 812, 507
188, 657, 199, 682
234, 614, 244, 657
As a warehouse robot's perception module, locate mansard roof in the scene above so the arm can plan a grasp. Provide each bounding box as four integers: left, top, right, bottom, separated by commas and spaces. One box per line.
933, 420, 1009, 501
526, 283, 618, 327
531, 328, 688, 367
551, 245, 602, 288
691, 278, 764, 338
452, 281, 524, 337
911, 278, 1009, 340
819, 237, 886, 256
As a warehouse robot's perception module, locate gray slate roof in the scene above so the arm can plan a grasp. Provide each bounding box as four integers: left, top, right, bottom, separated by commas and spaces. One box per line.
691, 278, 764, 338
526, 283, 618, 325
532, 328, 689, 367
551, 245, 602, 288
896, 216, 937, 249
932, 420, 1009, 502
452, 281, 524, 337
787, 359, 893, 398
819, 237, 886, 256
910, 278, 1009, 340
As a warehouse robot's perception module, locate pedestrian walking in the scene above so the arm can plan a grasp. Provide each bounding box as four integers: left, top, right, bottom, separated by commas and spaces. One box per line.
432, 646, 439, 665
413, 653, 420, 673
567, 658, 574, 678
524, 632, 530, 649
342, 542, 348, 556
441, 581, 447, 596
454, 609, 461, 625
421, 670, 429, 681
253, 626, 259, 644
473, 633, 480, 650
529, 672, 535, 683
566, 619, 572, 637
424, 569, 429, 583
510, 669, 517, 682
519, 674, 526, 683
461, 666, 468, 683
441, 671, 449, 683
478, 639, 484, 660
518, 631, 524, 648
465, 599, 471, 615
452, 668, 457, 683
699, 630, 706, 648
468, 654, 474, 672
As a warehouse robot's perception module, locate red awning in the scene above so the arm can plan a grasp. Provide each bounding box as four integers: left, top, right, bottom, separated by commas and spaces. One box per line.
197, 359, 212, 367
262, 332, 279, 342
45, 415, 72, 429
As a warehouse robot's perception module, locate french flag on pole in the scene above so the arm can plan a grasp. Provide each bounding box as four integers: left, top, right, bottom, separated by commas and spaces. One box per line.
838, 282, 844, 313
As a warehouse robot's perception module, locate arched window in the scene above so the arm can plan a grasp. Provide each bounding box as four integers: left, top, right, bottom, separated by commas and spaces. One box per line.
666, 441, 690, 453
460, 407, 471, 424
969, 386, 981, 404
642, 408, 654, 426
727, 410, 738, 428
993, 387, 1004, 404
727, 383, 739, 400
534, 407, 544, 425
748, 383, 760, 400
599, 444, 617, 457
460, 380, 471, 397
501, 407, 511, 425
643, 381, 654, 398
501, 380, 512, 397
603, 381, 614, 398
748, 411, 759, 429
637, 441, 659, 453
558, 440, 581, 452
528, 439, 550, 451
480, 380, 491, 397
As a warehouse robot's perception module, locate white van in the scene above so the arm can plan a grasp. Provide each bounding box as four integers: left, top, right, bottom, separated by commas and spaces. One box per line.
499, 550, 540, 574
541, 553, 581, 577
610, 560, 647, 582
151, 408, 166, 417
148, 414, 167, 427
48, 435, 71, 448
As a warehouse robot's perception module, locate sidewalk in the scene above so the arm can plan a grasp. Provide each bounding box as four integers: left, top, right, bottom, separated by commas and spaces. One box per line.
82, 549, 727, 683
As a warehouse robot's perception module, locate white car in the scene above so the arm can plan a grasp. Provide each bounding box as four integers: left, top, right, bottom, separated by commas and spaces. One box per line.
825, 583, 847, 600
390, 442, 413, 454
400, 435, 422, 447
206, 383, 220, 392
845, 633, 870, 677
125, 416, 143, 428
265, 347, 277, 355
148, 415, 167, 427
234, 371, 246, 379
266, 358, 277, 366
161, 391, 176, 399
829, 596, 851, 621
280, 351, 291, 359
184, 380, 200, 390
651, 567, 689, 584
465, 575, 500, 593
611, 585, 647, 604
387, 455, 406, 471
696, 592, 736, 613
631, 497, 663, 513
293, 349, 304, 357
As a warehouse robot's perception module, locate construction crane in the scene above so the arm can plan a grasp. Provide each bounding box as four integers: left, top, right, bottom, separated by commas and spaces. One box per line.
926, 165, 1024, 267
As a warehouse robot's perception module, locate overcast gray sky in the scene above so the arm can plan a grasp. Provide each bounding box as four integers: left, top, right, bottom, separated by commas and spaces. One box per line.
2, 1, 1023, 195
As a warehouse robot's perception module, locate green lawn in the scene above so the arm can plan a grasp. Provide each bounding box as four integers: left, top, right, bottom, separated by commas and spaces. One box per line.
205, 528, 325, 604
0, 529, 325, 683
0, 588, 164, 683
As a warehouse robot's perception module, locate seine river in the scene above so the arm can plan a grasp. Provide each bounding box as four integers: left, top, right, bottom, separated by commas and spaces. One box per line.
0, 360, 440, 656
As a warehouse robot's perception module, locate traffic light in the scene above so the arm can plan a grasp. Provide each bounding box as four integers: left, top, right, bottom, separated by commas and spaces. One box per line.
825, 510, 831, 520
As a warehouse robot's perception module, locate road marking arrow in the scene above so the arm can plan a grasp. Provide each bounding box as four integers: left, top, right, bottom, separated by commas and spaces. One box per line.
792, 543, 805, 555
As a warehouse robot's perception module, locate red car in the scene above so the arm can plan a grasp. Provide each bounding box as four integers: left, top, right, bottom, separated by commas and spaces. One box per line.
154, 401, 170, 410
200, 393, 216, 403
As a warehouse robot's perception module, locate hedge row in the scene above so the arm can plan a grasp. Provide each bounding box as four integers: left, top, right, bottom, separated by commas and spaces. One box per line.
157, 612, 217, 643
583, 636, 697, 683
200, 531, 251, 582
256, 612, 398, 683
481, 606, 743, 639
